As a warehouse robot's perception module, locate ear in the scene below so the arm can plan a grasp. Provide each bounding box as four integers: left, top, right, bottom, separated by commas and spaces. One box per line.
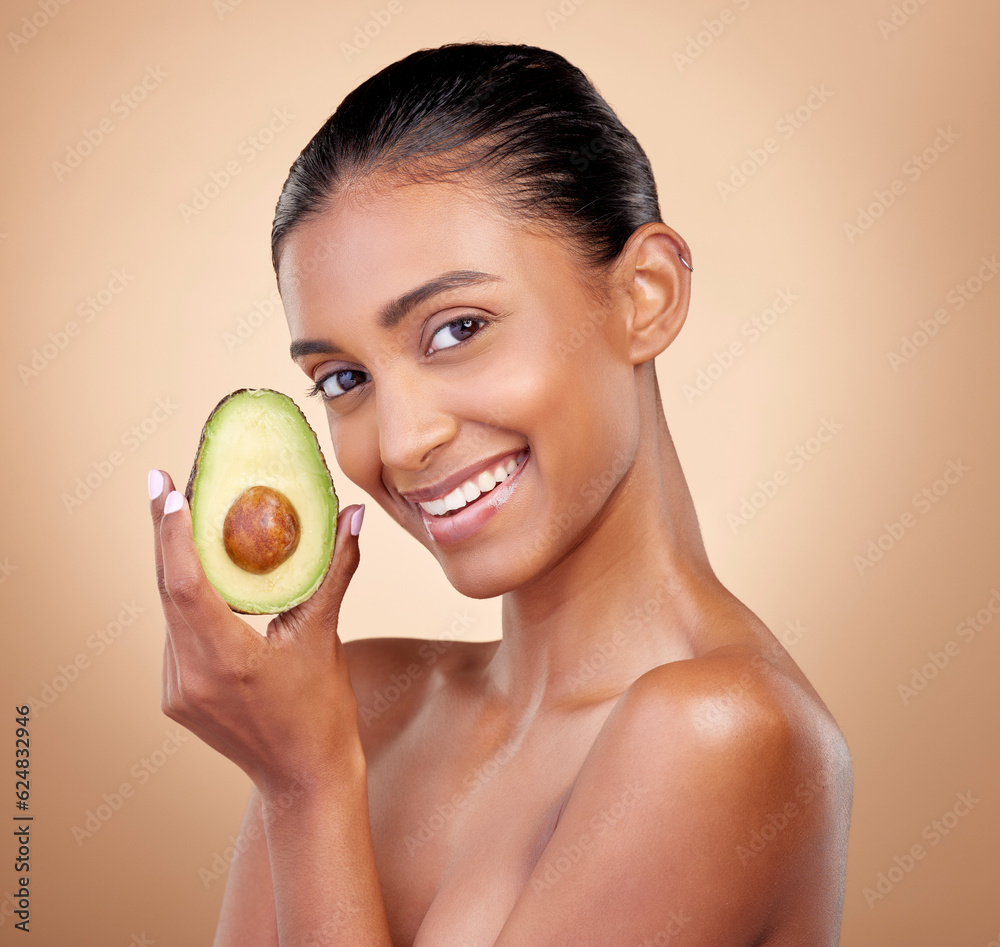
616, 223, 692, 365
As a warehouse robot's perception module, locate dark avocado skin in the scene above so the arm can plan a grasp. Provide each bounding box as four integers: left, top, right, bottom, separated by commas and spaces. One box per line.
184, 388, 338, 615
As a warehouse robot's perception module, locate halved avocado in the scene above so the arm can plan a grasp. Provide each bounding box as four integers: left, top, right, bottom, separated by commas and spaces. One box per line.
184, 388, 338, 614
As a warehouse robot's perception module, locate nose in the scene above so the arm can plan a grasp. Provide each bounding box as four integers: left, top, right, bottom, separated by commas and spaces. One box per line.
376, 369, 457, 471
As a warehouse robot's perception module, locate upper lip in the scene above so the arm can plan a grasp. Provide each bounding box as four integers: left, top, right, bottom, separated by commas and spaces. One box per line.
395, 447, 527, 504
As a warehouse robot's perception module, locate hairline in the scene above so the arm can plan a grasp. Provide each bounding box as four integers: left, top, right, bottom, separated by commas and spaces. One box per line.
274, 163, 622, 307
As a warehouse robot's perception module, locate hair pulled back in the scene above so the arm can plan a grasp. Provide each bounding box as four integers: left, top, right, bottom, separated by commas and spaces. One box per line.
271, 42, 663, 279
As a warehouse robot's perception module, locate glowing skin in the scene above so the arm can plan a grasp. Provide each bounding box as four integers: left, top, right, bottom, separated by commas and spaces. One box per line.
281, 183, 649, 602
152, 176, 852, 947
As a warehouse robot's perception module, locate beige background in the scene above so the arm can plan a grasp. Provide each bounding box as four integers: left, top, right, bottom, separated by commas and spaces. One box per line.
1, 0, 998, 943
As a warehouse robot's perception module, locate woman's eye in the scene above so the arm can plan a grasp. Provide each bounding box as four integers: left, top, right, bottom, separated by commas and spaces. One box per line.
314, 369, 369, 400
428, 317, 483, 353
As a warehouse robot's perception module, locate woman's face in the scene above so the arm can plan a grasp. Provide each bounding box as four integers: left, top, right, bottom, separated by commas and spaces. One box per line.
279, 179, 643, 598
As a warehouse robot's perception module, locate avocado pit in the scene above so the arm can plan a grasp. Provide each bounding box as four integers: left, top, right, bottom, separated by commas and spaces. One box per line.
223, 485, 301, 575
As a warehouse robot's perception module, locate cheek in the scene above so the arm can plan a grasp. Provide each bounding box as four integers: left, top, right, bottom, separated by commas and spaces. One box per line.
530, 331, 640, 517
328, 410, 382, 493
470, 312, 628, 449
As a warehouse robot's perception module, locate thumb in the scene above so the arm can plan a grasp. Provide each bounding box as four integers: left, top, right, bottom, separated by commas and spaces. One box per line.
274, 503, 364, 639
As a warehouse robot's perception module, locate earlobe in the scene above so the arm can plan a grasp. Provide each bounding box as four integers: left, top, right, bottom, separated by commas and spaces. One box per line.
622, 223, 692, 365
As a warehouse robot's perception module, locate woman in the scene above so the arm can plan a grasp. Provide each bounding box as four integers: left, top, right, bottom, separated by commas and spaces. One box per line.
149, 42, 852, 946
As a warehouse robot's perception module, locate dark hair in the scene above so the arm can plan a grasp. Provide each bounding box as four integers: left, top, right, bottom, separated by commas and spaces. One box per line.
271, 42, 663, 281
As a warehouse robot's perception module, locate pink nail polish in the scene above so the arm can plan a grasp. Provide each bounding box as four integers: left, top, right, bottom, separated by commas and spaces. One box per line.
148, 469, 164, 500
163, 491, 184, 515
350, 505, 365, 537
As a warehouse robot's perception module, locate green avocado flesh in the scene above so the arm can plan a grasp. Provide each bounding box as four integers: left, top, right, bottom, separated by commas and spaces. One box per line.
185, 389, 338, 614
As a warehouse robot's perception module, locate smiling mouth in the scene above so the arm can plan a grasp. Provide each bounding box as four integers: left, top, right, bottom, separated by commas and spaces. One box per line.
415, 449, 528, 517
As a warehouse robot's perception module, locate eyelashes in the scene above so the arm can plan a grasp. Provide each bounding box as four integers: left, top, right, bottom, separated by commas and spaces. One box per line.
307, 369, 370, 401
307, 314, 489, 403
427, 315, 485, 353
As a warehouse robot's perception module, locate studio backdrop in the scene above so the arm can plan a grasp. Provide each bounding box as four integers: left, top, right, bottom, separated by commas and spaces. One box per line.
1, 0, 997, 944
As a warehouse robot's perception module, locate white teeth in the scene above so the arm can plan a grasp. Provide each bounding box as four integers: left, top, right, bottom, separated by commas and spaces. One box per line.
417, 451, 528, 517
444, 487, 466, 512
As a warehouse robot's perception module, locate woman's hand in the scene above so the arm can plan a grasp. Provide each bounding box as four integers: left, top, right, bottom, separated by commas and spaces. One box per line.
148, 468, 366, 800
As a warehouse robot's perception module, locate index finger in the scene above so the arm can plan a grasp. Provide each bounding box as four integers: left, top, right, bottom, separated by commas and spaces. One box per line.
156, 484, 238, 647
149, 468, 186, 632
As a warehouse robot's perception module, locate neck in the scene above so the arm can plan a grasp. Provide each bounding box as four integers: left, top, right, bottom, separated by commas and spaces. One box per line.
489, 384, 727, 714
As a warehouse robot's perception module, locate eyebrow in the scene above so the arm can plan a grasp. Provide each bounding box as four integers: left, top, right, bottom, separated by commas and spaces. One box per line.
289, 269, 502, 361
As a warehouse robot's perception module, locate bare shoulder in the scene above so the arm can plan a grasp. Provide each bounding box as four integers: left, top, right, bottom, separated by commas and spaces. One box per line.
626, 643, 851, 770
614, 644, 854, 847
500, 645, 853, 945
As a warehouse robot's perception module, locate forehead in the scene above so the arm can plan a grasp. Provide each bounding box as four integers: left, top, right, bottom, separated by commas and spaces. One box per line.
277, 180, 580, 333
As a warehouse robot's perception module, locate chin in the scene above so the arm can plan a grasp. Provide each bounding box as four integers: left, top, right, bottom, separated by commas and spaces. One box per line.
433, 553, 531, 601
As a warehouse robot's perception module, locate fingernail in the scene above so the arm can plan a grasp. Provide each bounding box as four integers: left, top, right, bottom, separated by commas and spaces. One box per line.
350, 504, 365, 537
163, 491, 184, 515
148, 469, 164, 500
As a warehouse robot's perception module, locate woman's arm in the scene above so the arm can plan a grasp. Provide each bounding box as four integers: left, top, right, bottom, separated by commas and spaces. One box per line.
213, 758, 392, 947
151, 472, 394, 946
214, 788, 277, 946
153, 470, 849, 946
260, 749, 391, 947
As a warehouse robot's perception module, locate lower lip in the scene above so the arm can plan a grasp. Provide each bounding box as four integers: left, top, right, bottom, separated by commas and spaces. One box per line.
416, 453, 529, 546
